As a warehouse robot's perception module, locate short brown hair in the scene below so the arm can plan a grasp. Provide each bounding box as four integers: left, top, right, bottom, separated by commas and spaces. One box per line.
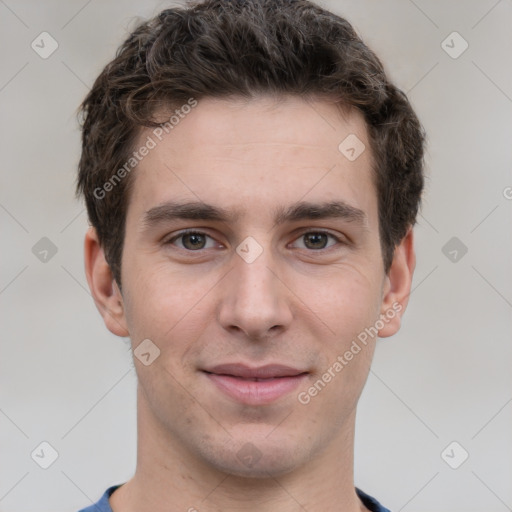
76, 0, 425, 286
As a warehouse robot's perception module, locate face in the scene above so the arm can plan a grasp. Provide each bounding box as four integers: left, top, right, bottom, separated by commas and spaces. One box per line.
99, 96, 405, 477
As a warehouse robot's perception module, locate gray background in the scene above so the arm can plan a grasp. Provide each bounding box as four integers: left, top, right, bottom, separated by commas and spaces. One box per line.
1, 0, 511, 510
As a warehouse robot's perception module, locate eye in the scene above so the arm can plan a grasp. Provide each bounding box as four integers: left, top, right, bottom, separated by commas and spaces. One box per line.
291, 231, 341, 250
167, 231, 217, 251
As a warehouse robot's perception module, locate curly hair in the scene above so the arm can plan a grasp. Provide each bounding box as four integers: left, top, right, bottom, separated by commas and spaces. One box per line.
76, 0, 425, 286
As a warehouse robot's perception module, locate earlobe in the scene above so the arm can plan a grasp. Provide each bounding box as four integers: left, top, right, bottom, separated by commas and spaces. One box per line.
378, 227, 416, 338
84, 227, 129, 337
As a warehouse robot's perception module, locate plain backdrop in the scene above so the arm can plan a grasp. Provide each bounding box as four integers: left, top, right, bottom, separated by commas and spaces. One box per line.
1, 1, 511, 511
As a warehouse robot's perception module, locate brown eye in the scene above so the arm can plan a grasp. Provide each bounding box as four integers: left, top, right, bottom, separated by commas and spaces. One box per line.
303, 233, 329, 250
181, 233, 207, 250
291, 231, 340, 251
168, 231, 216, 251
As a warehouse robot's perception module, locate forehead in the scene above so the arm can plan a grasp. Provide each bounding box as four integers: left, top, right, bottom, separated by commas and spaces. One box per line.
127, 95, 377, 226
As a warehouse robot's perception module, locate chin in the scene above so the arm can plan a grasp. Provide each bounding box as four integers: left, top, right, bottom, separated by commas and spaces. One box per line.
198, 433, 309, 479
213, 453, 301, 479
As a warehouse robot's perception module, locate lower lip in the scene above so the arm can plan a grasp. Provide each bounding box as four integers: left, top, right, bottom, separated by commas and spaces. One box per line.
204, 372, 308, 405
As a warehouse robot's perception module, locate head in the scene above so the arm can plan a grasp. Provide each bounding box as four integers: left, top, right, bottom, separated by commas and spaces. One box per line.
79, 0, 424, 478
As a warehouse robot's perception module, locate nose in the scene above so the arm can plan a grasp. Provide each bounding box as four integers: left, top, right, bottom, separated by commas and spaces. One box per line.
217, 247, 293, 341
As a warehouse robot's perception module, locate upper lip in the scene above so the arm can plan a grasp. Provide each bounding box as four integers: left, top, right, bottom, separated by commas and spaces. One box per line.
203, 363, 308, 379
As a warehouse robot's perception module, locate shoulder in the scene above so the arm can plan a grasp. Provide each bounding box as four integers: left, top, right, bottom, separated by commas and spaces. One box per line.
356, 487, 392, 512
76, 485, 122, 512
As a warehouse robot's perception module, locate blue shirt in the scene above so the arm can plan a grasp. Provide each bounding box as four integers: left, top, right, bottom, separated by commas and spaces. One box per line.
77, 485, 391, 511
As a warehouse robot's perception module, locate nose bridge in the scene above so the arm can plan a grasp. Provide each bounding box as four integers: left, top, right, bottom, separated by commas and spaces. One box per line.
218, 239, 292, 338
236, 251, 276, 303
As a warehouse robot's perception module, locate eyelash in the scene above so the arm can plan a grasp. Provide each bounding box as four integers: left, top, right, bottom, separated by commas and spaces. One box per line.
289, 230, 343, 251
166, 230, 219, 251
165, 229, 345, 252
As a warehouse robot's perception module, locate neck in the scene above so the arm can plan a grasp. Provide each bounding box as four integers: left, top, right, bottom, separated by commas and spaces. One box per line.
110, 388, 368, 512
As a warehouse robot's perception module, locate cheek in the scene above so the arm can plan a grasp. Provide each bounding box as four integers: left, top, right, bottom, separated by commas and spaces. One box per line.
298, 264, 383, 345
122, 260, 215, 347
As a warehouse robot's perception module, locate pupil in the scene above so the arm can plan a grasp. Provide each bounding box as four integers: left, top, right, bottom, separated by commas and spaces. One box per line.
305, 233, 327, 249
184, 233, 205, 249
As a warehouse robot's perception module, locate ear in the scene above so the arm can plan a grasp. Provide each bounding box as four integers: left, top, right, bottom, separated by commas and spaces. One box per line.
377, 226, 416, 338
84, 227, 129, 337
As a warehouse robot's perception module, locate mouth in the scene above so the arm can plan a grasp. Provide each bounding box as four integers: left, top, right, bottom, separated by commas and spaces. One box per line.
202, 363, 309, 405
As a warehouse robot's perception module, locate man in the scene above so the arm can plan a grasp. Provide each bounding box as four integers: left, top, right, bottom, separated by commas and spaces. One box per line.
76, 0, 424, 510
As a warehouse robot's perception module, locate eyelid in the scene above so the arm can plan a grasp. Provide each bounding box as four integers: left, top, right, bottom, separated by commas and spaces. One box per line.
289, 229, 346, 250
164, 228, 347, 251
165, 229, 220, 248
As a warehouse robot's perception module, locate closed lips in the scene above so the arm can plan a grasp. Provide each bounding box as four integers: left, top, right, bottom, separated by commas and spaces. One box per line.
203, 363, 308, 379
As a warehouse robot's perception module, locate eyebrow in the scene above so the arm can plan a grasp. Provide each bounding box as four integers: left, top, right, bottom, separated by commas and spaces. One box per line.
142, 201, 240, 227
142, 200, 367, 229
274, 201, 367, 226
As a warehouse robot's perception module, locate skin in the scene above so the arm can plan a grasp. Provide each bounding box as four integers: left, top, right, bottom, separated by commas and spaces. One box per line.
85, 95, 415, 512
